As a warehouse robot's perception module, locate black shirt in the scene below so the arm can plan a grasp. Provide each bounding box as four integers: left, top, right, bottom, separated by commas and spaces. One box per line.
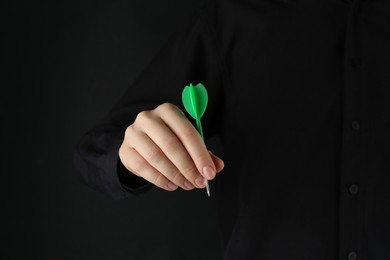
74, 0, 390, 259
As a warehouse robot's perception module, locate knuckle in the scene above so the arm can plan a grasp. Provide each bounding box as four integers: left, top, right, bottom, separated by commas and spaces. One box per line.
170, 170, 182, 183
124, 125, 134, 140
181, 124, 196, 139
153, 173, 166, 186
118, 143, 126, 158
130, 157, 146, 175
194, 153, 212, 167
181, 164, 199, 178
163, 136, 180, 154
158, 102, 177, 112
145, 146, 163, 164
135, 110, 151, 124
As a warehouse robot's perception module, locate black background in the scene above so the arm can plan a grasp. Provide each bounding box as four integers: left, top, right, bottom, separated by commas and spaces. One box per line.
3, 0, 223, 259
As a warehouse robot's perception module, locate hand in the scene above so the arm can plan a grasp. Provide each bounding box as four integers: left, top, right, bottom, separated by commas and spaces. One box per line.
119, 103, 224, 191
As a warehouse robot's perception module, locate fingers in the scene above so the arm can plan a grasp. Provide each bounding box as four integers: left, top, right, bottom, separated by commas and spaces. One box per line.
119, 145, 179, 191
120, 103, 225, 192
126, 128, 195, 190
156, 103, 217, 181
135, 115, 206, 188
209, 151, 225, 173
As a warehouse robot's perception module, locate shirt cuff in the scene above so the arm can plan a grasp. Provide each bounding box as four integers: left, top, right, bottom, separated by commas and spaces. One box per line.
116, 155, 154, 194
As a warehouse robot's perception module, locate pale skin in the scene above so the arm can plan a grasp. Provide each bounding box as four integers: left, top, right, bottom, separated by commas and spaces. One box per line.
119, 103, 225, 192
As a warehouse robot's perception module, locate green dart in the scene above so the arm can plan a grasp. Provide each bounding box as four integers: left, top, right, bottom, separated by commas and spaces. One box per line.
182, 83, 210, 197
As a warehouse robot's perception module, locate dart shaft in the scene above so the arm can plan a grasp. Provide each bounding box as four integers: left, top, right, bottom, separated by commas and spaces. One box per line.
196, 119, 204, 140
205, 179, 210, 197
196, 119, 210, 197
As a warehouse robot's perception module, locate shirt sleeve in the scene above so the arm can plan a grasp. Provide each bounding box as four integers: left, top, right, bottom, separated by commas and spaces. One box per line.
73, 2, 225, 200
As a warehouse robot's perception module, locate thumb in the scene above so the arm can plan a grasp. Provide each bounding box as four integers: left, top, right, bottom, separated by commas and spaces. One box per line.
208, 151, 225, 173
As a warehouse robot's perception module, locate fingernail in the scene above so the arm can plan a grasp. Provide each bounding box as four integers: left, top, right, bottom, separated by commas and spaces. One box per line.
167, 182, 178, 191
203, 166, 215, 180
184, 180, 194, 190
195, 176, 206, 188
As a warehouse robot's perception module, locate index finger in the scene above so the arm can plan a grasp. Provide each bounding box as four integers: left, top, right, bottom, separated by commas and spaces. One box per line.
157, 103, 216, 180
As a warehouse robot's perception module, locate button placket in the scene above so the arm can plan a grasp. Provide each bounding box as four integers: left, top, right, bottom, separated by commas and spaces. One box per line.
339, 2, 367, 258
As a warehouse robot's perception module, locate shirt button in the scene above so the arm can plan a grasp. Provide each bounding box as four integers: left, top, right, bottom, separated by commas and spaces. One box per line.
351, 121, 360, 131
349, 184, 359, 195
348, 251, 358, 260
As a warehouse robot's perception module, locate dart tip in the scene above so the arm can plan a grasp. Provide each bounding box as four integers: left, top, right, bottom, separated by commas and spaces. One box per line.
205, 180, 210, 197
